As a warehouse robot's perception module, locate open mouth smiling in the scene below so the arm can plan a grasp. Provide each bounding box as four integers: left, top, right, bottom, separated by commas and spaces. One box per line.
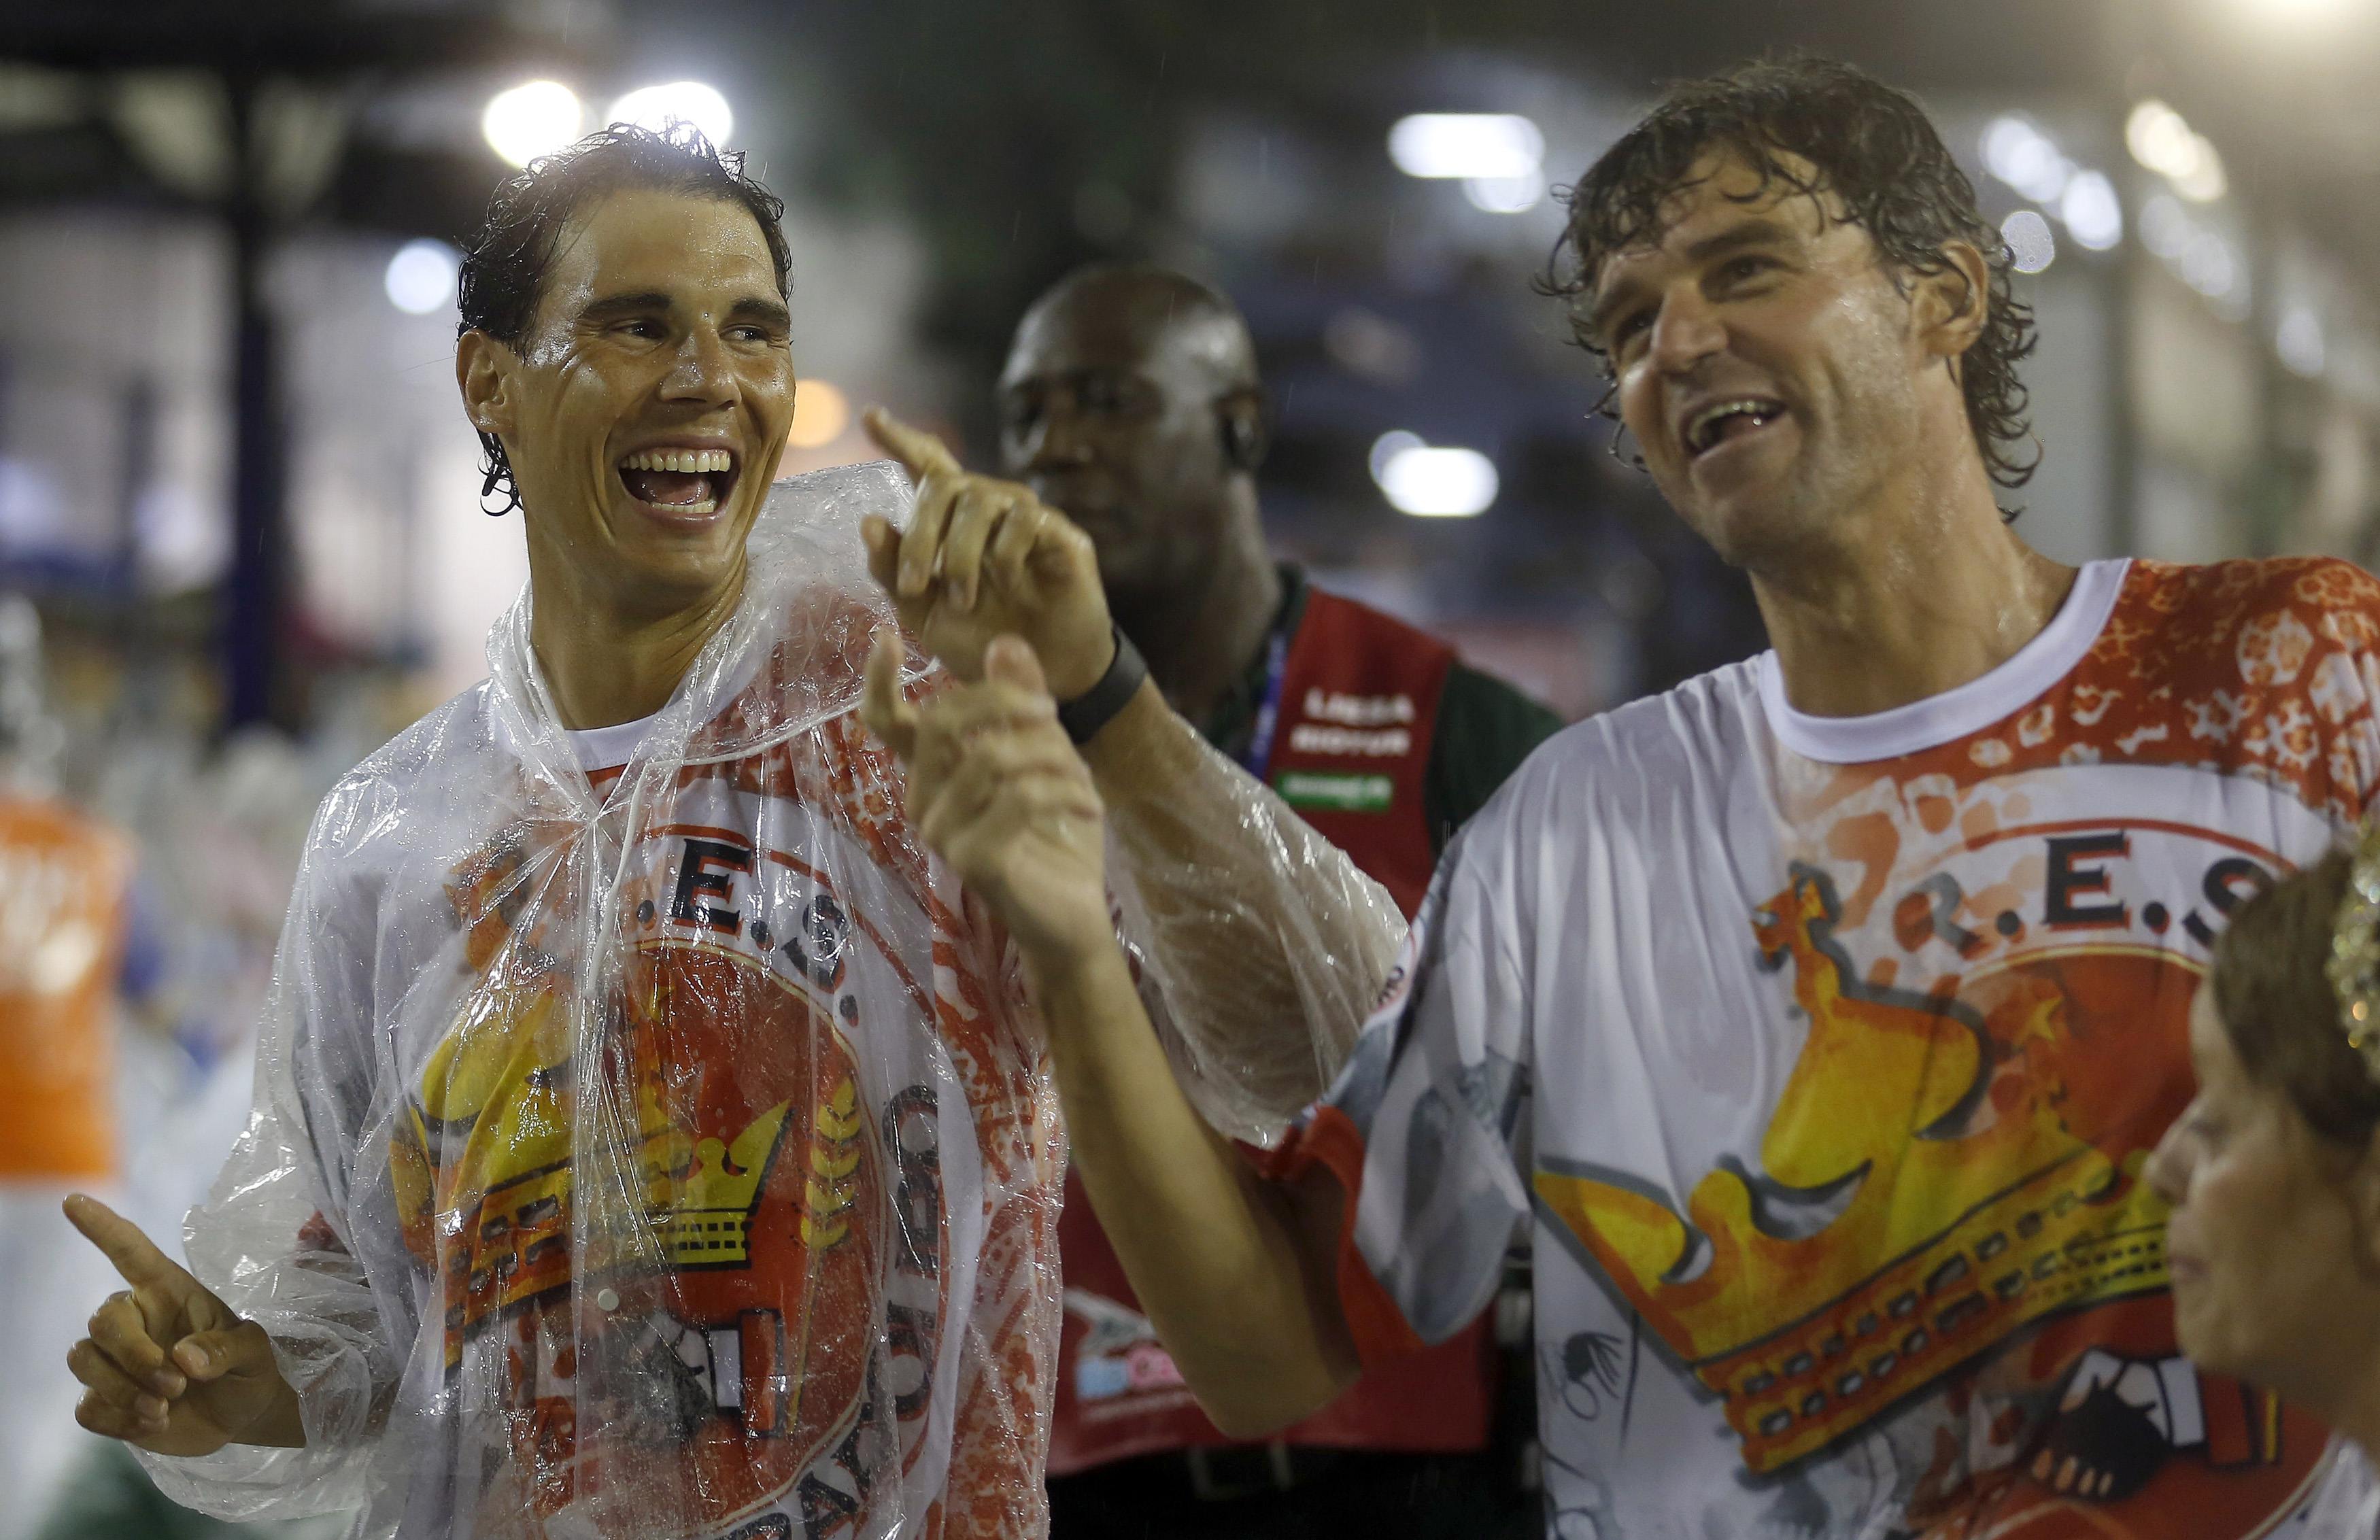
1683, 396, 1786, 460
617, 446, 740, 517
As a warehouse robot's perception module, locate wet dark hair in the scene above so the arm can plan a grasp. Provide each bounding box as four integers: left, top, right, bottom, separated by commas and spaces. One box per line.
457, 123, 792, 515
1546, 54, 2039, 494
2211, 850, 2380, 1150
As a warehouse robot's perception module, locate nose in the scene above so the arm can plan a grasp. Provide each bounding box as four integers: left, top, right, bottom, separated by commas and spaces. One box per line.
2145, 1113, 2193, 1209
1025, 407, 1093, 475
1647, 286, 1727, 377
660, 326, 738, 409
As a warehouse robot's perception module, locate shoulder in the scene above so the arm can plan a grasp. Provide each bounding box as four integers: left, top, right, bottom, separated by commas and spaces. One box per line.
2122, 555, 2380, 666
1450, 657, 1765, 877
303, 683, 498, 878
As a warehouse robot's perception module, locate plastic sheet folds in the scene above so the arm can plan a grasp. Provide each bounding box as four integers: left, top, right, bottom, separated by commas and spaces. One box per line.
143, 464, 1060, 1539
137, 460, 1406, 1539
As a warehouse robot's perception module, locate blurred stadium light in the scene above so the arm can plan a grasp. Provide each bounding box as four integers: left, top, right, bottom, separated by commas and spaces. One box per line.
383, 239, 459, 315
482, 80, 583, 167
1390, 113, 1545, 213
606, 81, 733, 144
1373, 436, 1499, 517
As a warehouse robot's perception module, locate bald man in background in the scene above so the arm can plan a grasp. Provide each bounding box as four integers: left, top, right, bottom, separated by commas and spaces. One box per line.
1000, 264, 1559, 1537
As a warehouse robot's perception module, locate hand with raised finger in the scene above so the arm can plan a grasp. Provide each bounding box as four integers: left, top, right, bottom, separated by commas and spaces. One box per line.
62, 1193, 303, 1456
907, 636, 1114, 973
860, 407, 1116, 700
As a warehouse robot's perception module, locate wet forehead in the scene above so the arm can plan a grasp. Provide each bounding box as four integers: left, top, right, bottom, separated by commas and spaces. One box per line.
1587, 149, 1837, 308
1002, 286, 1244, 394
539, 188, 781, 320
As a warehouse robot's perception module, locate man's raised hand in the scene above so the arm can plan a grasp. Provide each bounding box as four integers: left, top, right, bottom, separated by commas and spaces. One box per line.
862, 628, 1114, 974
861, 408, 1117, 702
62, 1193, 303, 1456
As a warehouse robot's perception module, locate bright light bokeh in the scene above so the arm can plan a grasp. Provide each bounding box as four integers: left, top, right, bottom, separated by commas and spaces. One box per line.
2001, 210, 2056, 274
483, 80, 584, 168
1463, 165, 1545, 213
1369, 430, 1424, 482
1374, 441, 1498, 517
2060, 172, 2123, 251
2278, 306, 2328, 377
1982, 116, 2126, 256
384, 239, 460, 314
1982, 117, 2071, 204
1388, 114, 1543, 180
607, 81, 734, 146
2126, 99, 2226, 203
788, 379, 850, 449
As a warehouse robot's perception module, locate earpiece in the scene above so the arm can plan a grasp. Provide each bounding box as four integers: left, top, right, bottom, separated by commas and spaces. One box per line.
1219, 403, 1265, 473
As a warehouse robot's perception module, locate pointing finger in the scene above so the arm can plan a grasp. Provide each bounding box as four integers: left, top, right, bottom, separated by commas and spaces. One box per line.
65, 1194, 181, 1291
900, 475, 962, 600
864, 407, 962, 483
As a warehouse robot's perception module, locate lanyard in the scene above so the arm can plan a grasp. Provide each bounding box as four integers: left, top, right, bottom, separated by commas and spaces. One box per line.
1238, 630, 1292, 781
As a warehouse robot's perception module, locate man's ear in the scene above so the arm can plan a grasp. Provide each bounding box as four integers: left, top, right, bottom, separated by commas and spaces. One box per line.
1913, 239, 1992, 363
456, 330, 517, 439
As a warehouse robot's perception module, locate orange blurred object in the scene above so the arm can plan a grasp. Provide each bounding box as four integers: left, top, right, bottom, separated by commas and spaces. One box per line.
0, 795, 130, 1180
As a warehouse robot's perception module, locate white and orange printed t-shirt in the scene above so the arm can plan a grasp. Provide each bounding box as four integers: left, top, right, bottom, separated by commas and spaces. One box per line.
379, 698, 1060, 1540
1276, 557, 2380, 1539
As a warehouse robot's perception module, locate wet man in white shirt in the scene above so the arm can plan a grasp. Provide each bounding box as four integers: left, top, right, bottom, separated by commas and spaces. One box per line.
864, 55, 2380, 1539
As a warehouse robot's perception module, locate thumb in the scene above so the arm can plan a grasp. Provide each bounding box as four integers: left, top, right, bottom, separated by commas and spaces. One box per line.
173, 1322, 268, 1384
984, 634, 1048, 697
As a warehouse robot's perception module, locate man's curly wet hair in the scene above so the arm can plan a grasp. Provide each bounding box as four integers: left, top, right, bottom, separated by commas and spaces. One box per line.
1548, 56, 2040, 494
458, 123, 792, 515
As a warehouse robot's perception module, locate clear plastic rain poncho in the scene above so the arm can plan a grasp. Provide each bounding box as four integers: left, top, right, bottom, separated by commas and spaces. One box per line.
137, 461, 1406, 1540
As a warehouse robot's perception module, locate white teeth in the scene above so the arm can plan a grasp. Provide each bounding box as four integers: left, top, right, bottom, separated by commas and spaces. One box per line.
1688, 399, 1779, 452
619, 448, 734, 473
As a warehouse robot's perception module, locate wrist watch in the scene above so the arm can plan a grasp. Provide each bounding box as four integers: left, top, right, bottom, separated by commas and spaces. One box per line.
1056, 625, 1147, 745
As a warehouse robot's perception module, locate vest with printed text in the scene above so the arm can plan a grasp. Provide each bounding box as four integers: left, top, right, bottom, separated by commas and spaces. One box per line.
1047, 585, 1490, 1475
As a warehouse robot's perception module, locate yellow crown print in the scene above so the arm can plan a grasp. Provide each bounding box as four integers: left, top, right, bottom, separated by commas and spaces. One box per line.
1535, 863, 2173, 1474
657, 1100, 794, 1267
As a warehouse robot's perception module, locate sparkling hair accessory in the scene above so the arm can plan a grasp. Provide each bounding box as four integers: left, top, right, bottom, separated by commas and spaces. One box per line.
2326, 821, 2380, 1083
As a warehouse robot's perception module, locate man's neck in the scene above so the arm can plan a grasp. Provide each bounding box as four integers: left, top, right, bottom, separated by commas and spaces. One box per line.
527, 558, 747, 732
1752, 465, 2077, 720
1122, 513, 1282, 726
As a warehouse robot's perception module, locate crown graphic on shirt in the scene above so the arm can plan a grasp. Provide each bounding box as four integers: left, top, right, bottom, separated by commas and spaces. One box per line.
1534, 863, 2175, 1475
657, 1099, 794, 1267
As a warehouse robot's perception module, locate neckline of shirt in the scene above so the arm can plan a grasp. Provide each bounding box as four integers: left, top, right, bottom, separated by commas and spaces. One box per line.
564, 709, 663, 772
559, 646, 772, 772
1756, 557, 2132, 765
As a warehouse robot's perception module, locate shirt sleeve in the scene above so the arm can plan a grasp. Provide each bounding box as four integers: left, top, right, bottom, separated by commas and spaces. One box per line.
1263, 826, 1533, 1363
1422, 664, 1565, 856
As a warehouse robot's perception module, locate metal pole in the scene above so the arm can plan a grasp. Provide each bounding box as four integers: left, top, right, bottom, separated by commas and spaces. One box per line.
224, 76, 289, 730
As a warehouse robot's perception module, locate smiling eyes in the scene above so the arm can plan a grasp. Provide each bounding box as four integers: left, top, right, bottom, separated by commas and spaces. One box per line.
1606, 252, 1788, 363
608, 317, 782, 347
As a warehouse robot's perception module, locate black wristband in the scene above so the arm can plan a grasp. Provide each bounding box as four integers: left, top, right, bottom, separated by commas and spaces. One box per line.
1057, 625, 1147, 745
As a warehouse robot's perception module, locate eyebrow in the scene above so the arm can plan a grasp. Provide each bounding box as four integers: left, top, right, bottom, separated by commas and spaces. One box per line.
726, 295, 792, 332
1585, 217, 1800, 347
574, 291, 792, 332
575, 290, 675, 325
